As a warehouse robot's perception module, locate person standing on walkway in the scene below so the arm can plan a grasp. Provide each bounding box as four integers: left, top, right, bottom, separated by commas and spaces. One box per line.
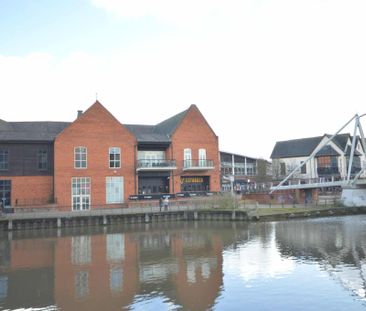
163, 196, 169, 211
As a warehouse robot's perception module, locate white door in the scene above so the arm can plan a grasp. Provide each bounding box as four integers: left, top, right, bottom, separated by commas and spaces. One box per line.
72, 177, 91, 211
106, 177, 124, 204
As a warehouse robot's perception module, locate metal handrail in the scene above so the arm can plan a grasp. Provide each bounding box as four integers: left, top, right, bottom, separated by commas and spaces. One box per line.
137, 159, 176, 168
183, 159, 214, 168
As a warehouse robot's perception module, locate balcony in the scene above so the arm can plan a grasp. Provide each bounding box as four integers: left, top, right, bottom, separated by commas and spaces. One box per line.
137, 159, 177, 172
183, 159, 215, 171
317, 166, 340, 176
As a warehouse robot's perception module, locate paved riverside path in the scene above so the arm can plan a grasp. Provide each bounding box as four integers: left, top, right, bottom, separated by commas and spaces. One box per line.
0, 203, 345, 221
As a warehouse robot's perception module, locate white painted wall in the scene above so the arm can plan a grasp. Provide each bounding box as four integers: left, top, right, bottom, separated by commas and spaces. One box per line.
341, 187, 366, 207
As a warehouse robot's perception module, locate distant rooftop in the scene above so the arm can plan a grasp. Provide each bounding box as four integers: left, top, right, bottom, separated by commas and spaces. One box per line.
271, 133, 353, 159
0, 120, 70, 142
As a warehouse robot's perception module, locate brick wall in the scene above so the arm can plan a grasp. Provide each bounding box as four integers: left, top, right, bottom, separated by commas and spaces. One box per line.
1, 176, 54, 207
11, 239, 54, 268
54, 102, 136, 209
54, 234, 139, 310
168, 105, 220, 193
243, 189, 319, 204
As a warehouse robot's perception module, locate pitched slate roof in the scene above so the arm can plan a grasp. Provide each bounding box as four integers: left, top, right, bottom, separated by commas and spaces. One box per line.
344, 145, 362, 156
270, 136, 323, 159
124, 124, 171, 143
315, 145, 340, 157
0, 104, 191, 144
329, 133, 349, 151
0, 121, 71, 142
154, 109, 188, 135
270, 133, 362, 159
124, 108, 189, 143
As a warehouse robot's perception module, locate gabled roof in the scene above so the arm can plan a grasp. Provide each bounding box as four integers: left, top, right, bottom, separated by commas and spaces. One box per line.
270, 136, 323, 159
315, 145, 341, 157
344, 145, 362, 156
0, 103, 199, 144
329, 133, 350, 151
0, 121, 70, 142
154, 109, 189, 136
124, 108, 189, 143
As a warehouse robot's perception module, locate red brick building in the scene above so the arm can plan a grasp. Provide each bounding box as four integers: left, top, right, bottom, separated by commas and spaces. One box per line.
126, 103, 220, 201
54, 102, 136, 209
0, 121, 69, 208
0, 101, 220, 210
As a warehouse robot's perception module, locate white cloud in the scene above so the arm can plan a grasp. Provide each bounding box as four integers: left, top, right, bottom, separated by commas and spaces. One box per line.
2, 1, 366, 158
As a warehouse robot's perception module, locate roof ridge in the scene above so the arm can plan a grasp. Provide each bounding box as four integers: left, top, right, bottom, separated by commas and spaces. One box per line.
154, 108, 189, 135
124, 123, 155, 127
275, 135, 324, 144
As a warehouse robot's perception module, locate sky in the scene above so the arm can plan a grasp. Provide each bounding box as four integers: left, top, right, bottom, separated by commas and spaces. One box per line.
1, 0, 366, 160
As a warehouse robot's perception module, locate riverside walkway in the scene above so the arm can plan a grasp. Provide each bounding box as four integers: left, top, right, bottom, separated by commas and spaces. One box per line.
0, 203, 251, 231
2, 201, 366, 231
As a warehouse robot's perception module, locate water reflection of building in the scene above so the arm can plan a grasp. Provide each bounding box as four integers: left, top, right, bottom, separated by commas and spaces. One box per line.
275, 217, 366, 300
53, 226, 224, 310
54, 233, 139, 311
132, 228, 224, 310
0, 238, 55, 309
0, 223, 244, 310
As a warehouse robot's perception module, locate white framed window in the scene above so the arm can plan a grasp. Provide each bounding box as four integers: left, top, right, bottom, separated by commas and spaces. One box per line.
75, 271, 89, 298
109, 147, 121, 168
110, 267, 123, 292
0, 276, 8, 300
106, 177, 124, 204
300, 161, 307, 174
74, 147, 87, 169
184, 148, 192, 167
198, 148, 206, 167
71, 236, 91, 265
72, 177, 91, 211
107, 234, 125, 262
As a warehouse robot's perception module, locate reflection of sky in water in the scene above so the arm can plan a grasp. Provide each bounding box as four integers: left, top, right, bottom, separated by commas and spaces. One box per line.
130, 294, 181, 311
322, 261, 366, 301
225, 225, 294, 281
217, 221, 366, 311
0, 277, 8, 300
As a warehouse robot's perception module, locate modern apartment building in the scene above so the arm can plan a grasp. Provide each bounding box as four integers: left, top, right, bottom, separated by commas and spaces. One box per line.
220, 152, 258, 192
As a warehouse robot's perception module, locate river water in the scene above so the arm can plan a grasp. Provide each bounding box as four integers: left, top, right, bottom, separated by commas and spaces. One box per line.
1, 215, 366, 310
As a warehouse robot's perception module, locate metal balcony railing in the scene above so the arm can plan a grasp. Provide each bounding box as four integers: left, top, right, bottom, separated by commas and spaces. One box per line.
183, 159, 214, 170
137, 159, 177, 171
317, 166, 362, 176
317, 166, 340, 176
